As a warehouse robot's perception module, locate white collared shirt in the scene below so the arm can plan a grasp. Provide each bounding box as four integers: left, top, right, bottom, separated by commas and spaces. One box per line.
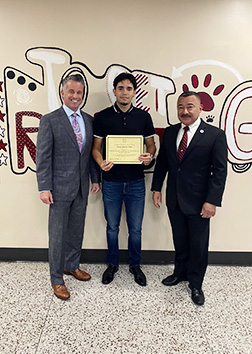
176, 117, 201, 150
63, 104, 86, 143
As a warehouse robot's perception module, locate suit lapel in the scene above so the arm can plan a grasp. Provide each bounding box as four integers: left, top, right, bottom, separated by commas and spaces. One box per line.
171, 124, 181, 164
57, 107, 82, 152
80, 111, 90, 155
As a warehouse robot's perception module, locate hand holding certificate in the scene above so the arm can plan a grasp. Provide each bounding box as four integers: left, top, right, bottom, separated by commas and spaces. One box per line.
106, 135, 143, 164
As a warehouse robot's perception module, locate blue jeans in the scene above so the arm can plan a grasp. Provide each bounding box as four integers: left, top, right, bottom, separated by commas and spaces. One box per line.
102, 179, 145, 267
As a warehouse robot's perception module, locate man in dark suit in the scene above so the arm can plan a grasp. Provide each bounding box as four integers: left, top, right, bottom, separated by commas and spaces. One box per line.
36, 74, 100, 300
151, 91, 227, 305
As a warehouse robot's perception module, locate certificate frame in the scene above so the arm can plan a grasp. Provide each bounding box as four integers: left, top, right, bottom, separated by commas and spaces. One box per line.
106, 135, 143, 164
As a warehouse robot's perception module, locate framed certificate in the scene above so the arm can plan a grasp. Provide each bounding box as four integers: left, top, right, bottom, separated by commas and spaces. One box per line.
106, 135, 143, 164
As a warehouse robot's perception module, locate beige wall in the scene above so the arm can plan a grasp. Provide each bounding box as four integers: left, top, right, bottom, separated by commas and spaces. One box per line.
0, 0, 252, 252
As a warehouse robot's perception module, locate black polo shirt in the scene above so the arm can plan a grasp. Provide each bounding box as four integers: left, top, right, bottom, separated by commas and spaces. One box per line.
93, 103, 155, 182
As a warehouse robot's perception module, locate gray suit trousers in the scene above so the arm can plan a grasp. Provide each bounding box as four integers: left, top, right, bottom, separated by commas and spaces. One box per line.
48, 189, 87, 285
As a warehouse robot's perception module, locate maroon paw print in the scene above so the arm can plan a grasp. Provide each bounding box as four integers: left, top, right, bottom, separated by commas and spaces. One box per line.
183, 74, 224, 111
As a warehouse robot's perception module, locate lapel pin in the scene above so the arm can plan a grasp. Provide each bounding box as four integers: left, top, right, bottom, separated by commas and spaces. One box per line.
200, 129, 204, 134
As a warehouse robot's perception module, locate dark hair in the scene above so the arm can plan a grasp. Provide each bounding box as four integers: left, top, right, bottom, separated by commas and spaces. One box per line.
178, 91, 201, 103
61, 74, 84, 90
113, 72, 137, 90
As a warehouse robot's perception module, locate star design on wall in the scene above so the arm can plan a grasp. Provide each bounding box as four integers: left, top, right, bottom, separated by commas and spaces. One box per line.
0, 126, 5, 137
0, 96, 4, 108
0, 111, 5, 122
0, 82, 3, 92
0, 139, 7, 151
0, 153, 7, 166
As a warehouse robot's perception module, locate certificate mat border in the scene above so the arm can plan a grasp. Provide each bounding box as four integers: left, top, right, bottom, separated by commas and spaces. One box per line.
106, 135, 143, 164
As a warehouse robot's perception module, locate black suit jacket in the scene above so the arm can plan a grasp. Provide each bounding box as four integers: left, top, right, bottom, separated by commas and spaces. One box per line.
151, 119, 227, 214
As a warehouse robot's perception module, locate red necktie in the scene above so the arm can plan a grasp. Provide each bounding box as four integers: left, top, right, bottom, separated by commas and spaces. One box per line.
72, 113, 83, 152
178, 126, 189, 161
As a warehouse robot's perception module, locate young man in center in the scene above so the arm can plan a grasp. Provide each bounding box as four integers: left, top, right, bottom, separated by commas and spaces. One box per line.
92, 72, 156, 286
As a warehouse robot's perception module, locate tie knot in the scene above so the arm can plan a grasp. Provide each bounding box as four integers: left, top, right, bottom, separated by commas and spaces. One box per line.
184, 126, 189, 132
72, 112, 77, 119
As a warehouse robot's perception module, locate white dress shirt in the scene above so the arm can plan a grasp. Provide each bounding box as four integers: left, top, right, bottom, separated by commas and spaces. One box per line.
176, 117, 201, 150
63, 104, 86, 144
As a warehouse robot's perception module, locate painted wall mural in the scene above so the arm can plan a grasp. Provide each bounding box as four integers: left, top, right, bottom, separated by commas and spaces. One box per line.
0, 46, 251, 175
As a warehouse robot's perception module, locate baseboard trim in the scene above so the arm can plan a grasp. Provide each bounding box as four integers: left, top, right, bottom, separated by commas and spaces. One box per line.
0, 248, 251, 265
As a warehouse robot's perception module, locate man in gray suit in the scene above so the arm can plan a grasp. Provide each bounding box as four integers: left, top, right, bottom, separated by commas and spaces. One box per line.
36, 74, 100, 300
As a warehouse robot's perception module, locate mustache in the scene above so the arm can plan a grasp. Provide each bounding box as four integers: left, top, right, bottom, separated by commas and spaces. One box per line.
181, 114, 191, 118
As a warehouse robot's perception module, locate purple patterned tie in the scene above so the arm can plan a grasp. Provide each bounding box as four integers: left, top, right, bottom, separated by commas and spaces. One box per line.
72, 113, 83, 152
178, 126, 189, 161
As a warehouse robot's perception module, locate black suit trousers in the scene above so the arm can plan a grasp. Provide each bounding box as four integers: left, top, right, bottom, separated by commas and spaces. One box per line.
168, 204, 210, 289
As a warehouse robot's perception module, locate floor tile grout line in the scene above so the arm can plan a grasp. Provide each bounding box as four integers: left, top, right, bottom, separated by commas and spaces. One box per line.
183, 283, 214, 354
34, 293, 54, 354
195, 310, 214, 354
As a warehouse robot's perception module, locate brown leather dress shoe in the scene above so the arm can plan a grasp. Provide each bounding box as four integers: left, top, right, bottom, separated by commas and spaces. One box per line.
52, 284, 70, 300
64, 269, 91, 281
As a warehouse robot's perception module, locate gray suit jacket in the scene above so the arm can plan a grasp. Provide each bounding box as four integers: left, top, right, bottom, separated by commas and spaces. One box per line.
36, 106, 100, 202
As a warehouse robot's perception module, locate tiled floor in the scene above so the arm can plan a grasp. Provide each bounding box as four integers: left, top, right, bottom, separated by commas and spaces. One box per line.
0, 263, 251, 354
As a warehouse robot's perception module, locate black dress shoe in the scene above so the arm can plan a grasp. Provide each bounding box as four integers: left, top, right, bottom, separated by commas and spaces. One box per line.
190, 286, 205, 305
129, 266, 147, 286
102, 264, 118, 284
162, 274, 187, 286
